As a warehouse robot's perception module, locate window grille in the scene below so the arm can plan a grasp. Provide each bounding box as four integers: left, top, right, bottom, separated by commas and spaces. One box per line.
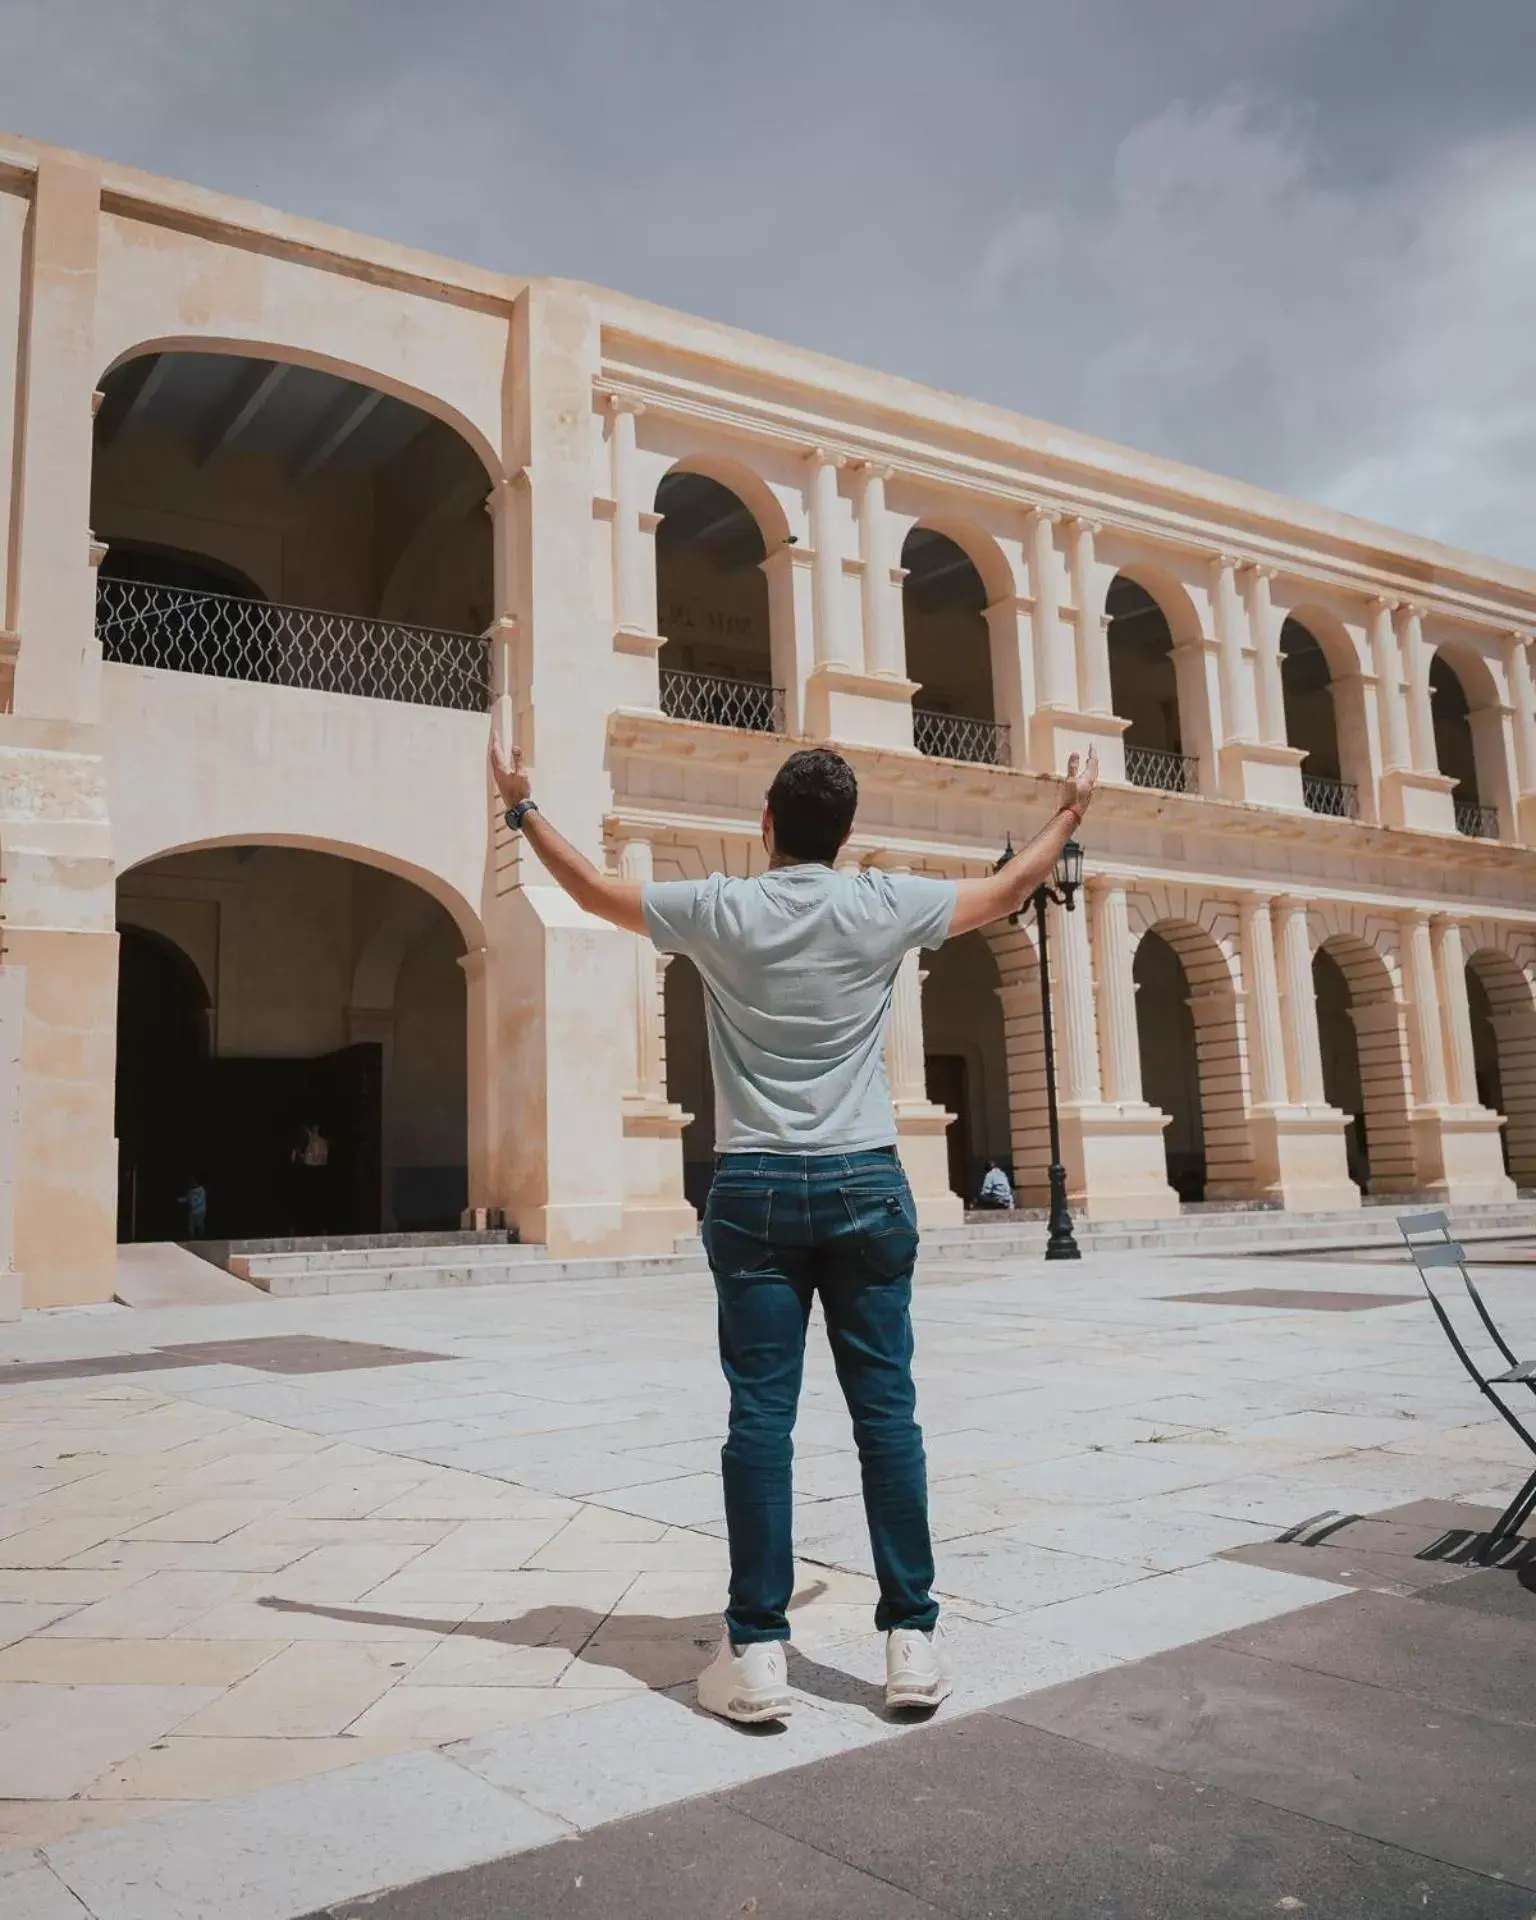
913, 708, 1010, 766
96, 578, 489, 712
658, 667, 784, 733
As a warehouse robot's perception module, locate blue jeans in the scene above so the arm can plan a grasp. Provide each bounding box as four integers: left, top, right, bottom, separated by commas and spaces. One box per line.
703, 1147, 938, 1645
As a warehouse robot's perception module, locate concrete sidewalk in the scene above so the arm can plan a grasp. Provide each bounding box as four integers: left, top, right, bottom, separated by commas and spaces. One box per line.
0, 1245, 1530, 1918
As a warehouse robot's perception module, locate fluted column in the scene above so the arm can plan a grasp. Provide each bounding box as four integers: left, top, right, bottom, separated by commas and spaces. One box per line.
1029, 508, 1071, 708
887, 949, 929, 1105
1403, 911, 1449, 1106
1276, 898, 1326, 1106
857, 463, 902, 677
1212, 553, 1259, 743
1369, 596, 1412, 772
1239, 896, 1289, 1107
606, 395, 652, 641
619, 840, 665, 1100
806, 448, 848, 669
1248, 566, 1287, 747
1051, 896, 1102, 1104
1089, 879, 1142, 1104
1069, 516, 1111, 714
1431, 916, 1478, 1108
1397, 603, 1436, 774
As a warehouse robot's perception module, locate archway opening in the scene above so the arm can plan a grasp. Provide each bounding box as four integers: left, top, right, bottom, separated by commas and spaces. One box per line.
1466, 950, 1536, 1185
1429, 655, 1486, 834
1107, 576, 1189, 792
1133, 929, 1205, 1199
93, 349, 493, 709
663, 954, 716, 1214
901, 529, 1001, 764
1281, 619, 1354, 816
654, 472, 776, 731
1314, 934, 1416, 1196
1314, 946, 1369, 1189
116, 845, 467, 1242
921, 932, 1012, 1203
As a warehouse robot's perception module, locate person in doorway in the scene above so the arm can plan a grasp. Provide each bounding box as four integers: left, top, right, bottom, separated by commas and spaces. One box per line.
491, 728, 1098, 1723
176, 1179, 207, 1239
974, 1160, 1014, 1210
291, 1121, 329, 1236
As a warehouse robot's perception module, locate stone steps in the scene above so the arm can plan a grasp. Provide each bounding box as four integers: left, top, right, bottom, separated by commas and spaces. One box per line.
237, 1248, 708, 1299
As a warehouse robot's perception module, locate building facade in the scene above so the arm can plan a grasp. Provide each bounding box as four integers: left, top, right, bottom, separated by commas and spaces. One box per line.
1, 134, 1534, 1316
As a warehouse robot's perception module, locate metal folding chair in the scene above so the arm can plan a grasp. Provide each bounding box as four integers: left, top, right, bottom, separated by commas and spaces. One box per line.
1398, 1210, 1536, 1564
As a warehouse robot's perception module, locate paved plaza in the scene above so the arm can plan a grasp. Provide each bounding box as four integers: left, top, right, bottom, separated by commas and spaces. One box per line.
0, 1242, 1531, 1918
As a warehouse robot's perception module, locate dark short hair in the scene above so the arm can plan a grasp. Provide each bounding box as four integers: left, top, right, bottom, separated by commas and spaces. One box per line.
766, 748, 858, 863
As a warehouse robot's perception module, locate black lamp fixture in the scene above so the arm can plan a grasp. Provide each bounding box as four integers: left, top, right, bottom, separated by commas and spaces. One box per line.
994, 832, 1086, 1260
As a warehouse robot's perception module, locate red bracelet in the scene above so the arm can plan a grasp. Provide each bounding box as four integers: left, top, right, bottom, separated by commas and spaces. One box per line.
1060, 805, 1083, 828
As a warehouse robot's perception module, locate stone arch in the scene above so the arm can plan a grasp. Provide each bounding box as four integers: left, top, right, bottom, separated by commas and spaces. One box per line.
1279, 602, 1373, 812
1312, 923, 1416, 1194
100, 336, 503, 486
658, 454, 792, 551
653, 458, 778, 718
1125, 897, 1253, 1199
1462, 937, 1536, 1186
901, 519, 1009, 745
922, 926, 1013, 1200
1106, 563, 1205, 792
980, 918, 1049, 1206
1427, 636, 1507, 836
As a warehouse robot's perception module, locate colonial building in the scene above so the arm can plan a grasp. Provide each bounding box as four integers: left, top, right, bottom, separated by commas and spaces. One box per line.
1, 133, 1533, 1316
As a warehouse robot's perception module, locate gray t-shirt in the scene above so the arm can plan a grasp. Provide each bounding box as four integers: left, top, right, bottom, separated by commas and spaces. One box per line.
642, 866, 957, 1154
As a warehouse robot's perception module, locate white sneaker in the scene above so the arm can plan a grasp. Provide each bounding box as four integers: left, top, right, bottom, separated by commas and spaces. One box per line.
885, 1624, 952, 1711
696, 1637, 793, 1724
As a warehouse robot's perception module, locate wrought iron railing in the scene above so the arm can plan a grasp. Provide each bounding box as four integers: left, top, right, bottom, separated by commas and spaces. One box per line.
1302, 773, 1360, 819
1124, 743, 1198, 793
659, 667, 783, 733
913, 708, 1010, 766
96, 578, 489, 712
1454, 799, 1499, 840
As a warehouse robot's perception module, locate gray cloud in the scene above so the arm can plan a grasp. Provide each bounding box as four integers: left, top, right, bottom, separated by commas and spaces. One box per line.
3, 0, 1534, 563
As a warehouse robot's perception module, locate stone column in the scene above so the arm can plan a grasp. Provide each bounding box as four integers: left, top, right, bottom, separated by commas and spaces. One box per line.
1248, 566, 1287, 747
1239, 896, 1289, 1108
857, 463, 903, 678
459, 947, 495, 1217
887, 949, 929, 1104
1403, 911, 1449, 1106
1397, 603, 1437, 774
606, 395, 655, 645
619, 840, 665, 1099
1369, 596, 1412, 772
1090, 879, 1142, 1104
1069, 517, 1112, 715
1212, 553, 1259, 744
1051, 896, 1102, 1105
1029, 508, 1071, 708
1276, 898, 1326, 1106
1431, 917, 1478, 1108
806, 448, 849, 669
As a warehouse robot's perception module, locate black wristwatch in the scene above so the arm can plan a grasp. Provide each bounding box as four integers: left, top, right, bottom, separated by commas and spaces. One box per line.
505, 799, 539, 832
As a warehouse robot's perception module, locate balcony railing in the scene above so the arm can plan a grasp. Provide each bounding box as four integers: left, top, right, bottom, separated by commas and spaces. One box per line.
1124, 743, 1198, 794
97, 579, 489, 712
913, 708, 1010, 766
659, 667, 783, 733
1455, 799, 1500, 840
1302, 773, 1360, 819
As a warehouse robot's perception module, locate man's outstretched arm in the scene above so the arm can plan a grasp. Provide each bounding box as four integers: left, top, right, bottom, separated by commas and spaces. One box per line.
490, 730, 648, 936
946, 749, 1100, 939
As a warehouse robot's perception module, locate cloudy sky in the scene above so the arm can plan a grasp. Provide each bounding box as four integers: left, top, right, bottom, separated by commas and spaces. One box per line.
4, 0, 1535, 564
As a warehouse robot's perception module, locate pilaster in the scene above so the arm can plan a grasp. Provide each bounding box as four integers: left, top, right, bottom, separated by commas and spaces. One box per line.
1214, 556, 1305, 806
616, 839, 694, 1246
1508, 630, 1536, 844
1372, 598, 1456, 831
888, 948, 962, 1228
1402, 910, 1513, 1202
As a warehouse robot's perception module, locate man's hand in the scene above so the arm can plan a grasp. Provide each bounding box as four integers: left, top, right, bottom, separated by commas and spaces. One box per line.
490, 725, 531, 809
1058, 745, 1100, 818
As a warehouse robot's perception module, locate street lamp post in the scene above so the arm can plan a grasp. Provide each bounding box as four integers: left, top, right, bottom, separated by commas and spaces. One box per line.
993, 833, 1085, 1260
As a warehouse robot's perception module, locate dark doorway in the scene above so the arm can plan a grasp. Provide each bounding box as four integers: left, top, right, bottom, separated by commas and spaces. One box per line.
925, 1054, 972, 1202
1315, 946, 1370, 1191
115, 927, 210, 1242
1134, 930, 1206, 1200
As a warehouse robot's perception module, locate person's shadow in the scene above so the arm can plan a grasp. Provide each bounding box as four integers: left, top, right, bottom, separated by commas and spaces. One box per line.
257, 1578, 897, 1726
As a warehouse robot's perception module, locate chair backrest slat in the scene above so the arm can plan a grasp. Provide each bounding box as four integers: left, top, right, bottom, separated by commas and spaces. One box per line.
1399, 1210, 1450, 1236
1411, 1241, 1468, 1269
